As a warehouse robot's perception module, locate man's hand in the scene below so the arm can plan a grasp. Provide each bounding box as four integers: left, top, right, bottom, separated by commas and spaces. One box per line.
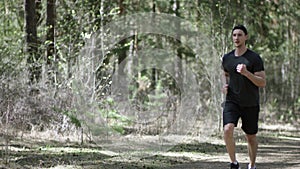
236, 64, 249, 76
236, 64, 266, 87
222, 84, 229, 94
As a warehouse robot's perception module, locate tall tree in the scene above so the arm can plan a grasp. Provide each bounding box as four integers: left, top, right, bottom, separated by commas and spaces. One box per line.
25, 0, 40, 83
46, 0, 56, 84
171, 0, 183, 89
117, 0, 127, 82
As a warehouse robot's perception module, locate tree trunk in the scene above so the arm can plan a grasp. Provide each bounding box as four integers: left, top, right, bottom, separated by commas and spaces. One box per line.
25, 0, 40, 83
46, 0, 56, 64
117, 0, 127, 83
46, 0, 57, 84
172, 0, 183, 89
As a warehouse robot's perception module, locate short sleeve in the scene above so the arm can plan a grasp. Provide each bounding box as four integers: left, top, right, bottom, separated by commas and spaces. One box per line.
253, 55, 264, 72
221, 55, 228, 72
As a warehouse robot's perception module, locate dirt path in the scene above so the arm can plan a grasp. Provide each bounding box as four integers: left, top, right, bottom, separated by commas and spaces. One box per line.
0, 130, 299, 169
169, 134, 300, 169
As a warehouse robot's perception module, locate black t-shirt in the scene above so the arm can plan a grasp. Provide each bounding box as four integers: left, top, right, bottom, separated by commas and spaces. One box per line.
222, 49, 264, 107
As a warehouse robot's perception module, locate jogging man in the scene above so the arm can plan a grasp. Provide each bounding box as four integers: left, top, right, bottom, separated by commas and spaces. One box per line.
221, 25, 266, 169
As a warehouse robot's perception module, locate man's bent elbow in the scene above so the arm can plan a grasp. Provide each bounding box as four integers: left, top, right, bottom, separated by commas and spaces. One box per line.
254, 71, 266, 88
259, 81, 266, 88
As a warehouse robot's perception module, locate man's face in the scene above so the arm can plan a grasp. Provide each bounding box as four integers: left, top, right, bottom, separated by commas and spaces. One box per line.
232, 29, 248, 47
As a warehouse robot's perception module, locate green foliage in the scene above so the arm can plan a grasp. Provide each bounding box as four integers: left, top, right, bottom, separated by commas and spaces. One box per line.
100, 97, 132, 135
0, 1, 24, 76
62, 110, 82, 128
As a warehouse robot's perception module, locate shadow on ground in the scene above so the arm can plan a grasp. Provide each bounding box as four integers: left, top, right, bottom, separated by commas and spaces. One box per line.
0, 133, 299, 169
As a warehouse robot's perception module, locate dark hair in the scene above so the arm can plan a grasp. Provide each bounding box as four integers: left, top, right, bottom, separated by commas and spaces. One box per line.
232, 25, 248, 35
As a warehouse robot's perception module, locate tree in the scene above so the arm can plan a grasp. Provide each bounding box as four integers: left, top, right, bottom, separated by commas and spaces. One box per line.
25, 0, 40, 83
46, 0, 56, 84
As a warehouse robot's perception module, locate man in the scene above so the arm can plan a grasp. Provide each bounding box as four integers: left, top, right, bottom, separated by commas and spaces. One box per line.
221, 25, 266, 169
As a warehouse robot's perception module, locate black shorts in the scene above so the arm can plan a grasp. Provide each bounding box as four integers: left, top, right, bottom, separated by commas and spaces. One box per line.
223, 101, 259, 135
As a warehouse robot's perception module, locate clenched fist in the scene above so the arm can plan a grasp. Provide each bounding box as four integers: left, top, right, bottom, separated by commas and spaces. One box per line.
222, 84, 229, 94
236, 64, 248, 76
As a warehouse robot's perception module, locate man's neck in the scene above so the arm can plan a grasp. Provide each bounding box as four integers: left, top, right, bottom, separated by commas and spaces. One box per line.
234, 46, 247, 56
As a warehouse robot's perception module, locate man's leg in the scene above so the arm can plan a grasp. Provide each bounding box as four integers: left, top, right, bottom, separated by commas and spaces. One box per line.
241, 106, 259, 168
245, 134, 258, 168
224, 123, 237, 163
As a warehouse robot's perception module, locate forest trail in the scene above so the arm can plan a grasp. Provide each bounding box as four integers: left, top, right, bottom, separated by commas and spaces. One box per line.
0, 129, 299, 169
170, 133, 300, 169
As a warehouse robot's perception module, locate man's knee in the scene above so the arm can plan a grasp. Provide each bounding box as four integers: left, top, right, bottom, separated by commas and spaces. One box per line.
224, 123, 235, 136
245, 134, 257, 144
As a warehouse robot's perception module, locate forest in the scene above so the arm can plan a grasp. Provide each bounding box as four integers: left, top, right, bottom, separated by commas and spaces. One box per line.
0, 0, 299, 168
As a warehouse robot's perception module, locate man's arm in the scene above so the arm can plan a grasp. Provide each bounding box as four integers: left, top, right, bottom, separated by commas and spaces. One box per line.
222, 71, 230, 94
247, 71, 266, 87
236, 64, 266, 87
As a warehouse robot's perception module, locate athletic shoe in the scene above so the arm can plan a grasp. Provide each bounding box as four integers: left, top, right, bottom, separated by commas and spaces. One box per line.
230, 162, 240, 169
248, 163, 256, 169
